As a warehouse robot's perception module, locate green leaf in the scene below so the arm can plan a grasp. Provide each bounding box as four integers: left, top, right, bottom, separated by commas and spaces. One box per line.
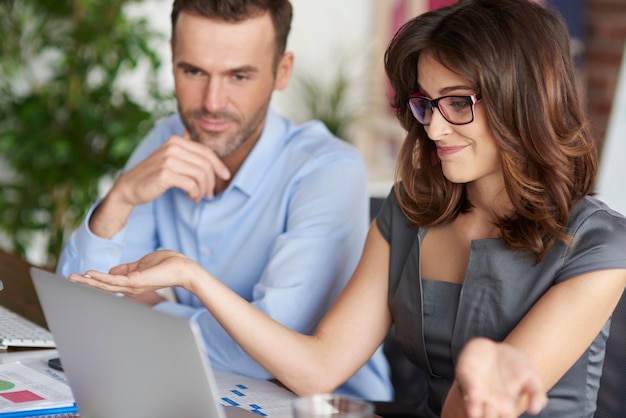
0, 0, 174, 267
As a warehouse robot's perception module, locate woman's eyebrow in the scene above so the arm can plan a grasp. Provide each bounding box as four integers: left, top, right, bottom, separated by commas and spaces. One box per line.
416, 84, 474, 97
440, 85, 474, 95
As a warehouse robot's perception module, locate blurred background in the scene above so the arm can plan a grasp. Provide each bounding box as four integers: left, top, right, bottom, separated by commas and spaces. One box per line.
1, 0, 625, 268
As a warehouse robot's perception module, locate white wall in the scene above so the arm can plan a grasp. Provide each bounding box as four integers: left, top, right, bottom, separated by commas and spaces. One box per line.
272, 0, 374, 115
595, 42, 626, 216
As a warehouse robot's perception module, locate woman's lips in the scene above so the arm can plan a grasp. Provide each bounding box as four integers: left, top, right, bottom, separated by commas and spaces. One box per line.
437, 145, 467, 157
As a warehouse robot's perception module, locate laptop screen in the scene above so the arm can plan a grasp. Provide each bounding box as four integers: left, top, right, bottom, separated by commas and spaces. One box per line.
31, 267, 233, 418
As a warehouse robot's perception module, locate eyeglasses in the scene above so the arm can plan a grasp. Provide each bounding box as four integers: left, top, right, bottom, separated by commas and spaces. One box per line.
407, 92, 482, 126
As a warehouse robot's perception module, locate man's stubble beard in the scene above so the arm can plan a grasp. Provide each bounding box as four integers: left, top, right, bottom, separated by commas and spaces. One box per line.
179, 103, 269, 159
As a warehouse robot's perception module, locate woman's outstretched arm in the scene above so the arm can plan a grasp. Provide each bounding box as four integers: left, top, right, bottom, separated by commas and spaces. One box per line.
69, 223, 394, 395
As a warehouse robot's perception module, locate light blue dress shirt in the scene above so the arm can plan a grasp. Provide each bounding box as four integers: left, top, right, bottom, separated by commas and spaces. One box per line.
57, 110, 392, 401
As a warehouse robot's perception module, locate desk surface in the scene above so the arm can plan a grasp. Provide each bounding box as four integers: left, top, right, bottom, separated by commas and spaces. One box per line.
0, 349, 297, 418
0, 251, 298, 418
0, 250, 49, 328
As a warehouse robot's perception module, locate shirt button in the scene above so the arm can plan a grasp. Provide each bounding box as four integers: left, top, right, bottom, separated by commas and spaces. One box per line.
109, 250, 118, 257
203, 248, 212, 257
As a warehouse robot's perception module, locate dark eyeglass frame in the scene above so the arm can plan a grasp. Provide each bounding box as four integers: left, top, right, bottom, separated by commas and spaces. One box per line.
407, 92, 482, 126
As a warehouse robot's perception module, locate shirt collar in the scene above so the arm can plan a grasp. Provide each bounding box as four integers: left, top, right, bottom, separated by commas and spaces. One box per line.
225, 109, 289, 198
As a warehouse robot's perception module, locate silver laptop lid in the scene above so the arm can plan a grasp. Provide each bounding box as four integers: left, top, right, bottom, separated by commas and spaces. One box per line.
30, 267, 228, 418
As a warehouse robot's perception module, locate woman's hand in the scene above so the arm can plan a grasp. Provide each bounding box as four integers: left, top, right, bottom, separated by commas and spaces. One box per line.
444, 338, 547, 418
68, 250, 202, 297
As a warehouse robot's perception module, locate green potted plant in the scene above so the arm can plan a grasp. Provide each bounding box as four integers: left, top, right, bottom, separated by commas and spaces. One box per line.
0, 0, 174, 268
286, 48, 369, 142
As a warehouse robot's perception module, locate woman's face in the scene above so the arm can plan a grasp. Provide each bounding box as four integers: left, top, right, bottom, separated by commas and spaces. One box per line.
416, 52, 502, 188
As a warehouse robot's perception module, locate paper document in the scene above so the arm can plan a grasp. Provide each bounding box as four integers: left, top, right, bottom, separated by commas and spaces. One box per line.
214, 370, 297, 418
0, 362, 76, 415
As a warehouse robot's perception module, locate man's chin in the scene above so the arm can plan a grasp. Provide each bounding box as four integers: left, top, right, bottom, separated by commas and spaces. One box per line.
198, 136, 236, 158
190, 128, 226, 147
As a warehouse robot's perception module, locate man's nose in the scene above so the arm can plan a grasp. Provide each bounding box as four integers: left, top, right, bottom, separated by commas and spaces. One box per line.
202, 79, 228, 112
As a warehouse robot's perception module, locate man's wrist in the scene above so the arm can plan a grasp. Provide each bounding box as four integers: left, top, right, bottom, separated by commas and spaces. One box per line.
88, 188, 134, 239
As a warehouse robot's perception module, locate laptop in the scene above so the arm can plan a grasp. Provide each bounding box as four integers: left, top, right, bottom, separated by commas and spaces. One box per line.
30, 267, 265, 418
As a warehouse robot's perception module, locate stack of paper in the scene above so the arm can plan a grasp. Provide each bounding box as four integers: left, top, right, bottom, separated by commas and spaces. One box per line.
0, 362, 77, 417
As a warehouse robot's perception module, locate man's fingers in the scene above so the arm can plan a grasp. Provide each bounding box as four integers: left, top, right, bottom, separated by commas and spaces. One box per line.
179, 130, 230, 179
208, 152, 231, 180
175, 132, 231, 195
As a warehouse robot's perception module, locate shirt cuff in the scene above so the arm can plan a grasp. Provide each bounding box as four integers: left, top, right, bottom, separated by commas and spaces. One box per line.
154, 300, 198, 320
74, 200, 128, 259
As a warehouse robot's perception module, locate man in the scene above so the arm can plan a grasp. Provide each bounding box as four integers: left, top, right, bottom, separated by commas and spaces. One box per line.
57, 0, 392, 401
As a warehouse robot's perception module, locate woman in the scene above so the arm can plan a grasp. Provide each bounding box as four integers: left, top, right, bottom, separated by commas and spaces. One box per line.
71, 0, 626, 416
454, 338, 546, 417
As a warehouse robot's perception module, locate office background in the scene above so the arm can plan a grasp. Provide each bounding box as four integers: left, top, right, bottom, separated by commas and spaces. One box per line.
0, 0, 625, 266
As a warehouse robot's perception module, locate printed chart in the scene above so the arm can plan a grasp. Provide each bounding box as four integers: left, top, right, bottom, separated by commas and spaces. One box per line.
215, 370, 296, 418
0, 362, 75, 414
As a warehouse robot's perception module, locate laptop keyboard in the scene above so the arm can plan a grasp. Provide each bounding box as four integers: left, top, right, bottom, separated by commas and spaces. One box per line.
0, 304, 55, 349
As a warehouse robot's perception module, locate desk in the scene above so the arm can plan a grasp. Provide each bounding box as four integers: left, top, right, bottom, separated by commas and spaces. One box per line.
0, 250, 49, 328
0, 251, 297, 418
1, 347, 296, 418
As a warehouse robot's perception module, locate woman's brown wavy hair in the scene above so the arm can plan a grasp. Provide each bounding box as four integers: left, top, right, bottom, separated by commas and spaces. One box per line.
384, 0, 597, 262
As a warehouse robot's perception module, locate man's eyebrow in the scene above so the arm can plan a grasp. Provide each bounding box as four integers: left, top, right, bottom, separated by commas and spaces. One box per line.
174, 62, 259, 75
175, 61, 200, 70
229, 65, 259, 74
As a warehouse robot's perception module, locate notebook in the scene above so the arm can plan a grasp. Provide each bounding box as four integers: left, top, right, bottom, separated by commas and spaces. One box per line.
29, 267, 269, 418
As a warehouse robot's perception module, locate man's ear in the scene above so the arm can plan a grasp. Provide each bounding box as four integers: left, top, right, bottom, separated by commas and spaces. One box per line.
170, 38, 175, 74
275, 51, 294, 91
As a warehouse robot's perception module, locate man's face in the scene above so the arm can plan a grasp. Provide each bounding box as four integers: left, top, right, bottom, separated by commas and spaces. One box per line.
171, 12, 292, 160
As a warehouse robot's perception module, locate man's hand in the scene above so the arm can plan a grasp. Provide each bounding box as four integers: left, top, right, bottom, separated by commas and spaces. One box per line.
89, 131, 231, 238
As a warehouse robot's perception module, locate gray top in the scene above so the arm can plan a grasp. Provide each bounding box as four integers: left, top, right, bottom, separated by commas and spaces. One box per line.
422, 279, 461, 379
376, 186, 626, 417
